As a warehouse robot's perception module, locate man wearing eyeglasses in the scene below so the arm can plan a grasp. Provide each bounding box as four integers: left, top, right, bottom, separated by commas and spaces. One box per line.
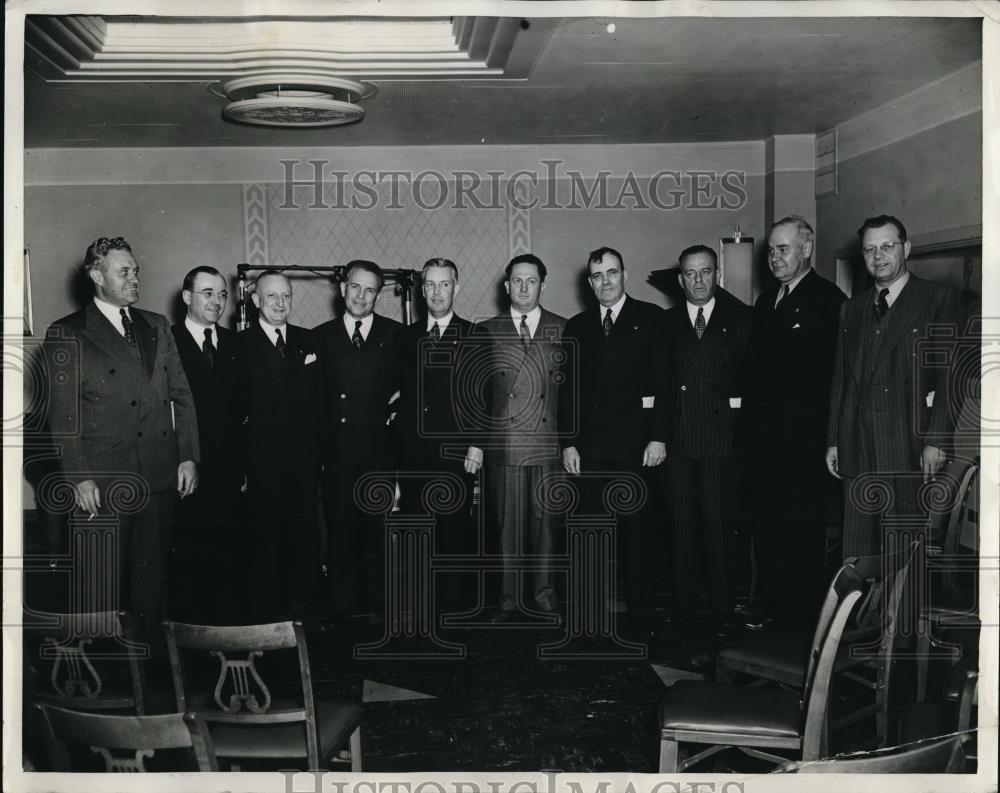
170, 266, 244, 621
826, 215, 960, 558
741, 216, 845, 629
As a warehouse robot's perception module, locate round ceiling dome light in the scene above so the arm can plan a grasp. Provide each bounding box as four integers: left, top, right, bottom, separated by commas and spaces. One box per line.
218, 74, 377, 128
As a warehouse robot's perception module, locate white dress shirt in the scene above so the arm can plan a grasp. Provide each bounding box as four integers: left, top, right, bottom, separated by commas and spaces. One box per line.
185, 316, 219, 348
343, 312, 374, 342
509, 306, 542, 338
94, 296, 131, 336
427, 311, 454, 335
259, 317, 288, 347
686, 296, 716, 328
775, 267, 813, 307
599, 294, 627, 327
880, 270, 910, 308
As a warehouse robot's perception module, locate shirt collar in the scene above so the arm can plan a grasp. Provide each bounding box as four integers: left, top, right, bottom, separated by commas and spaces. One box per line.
185, 315, 218, 347
686, 296, 716, 327
258, 317, 287, 345
880, 270, 910, 307
783, 268, 812, 296
94, 296, 130, 333
510, 306, 542, 336
344, 312, 375, 341
427, 311, 454, 334
599, 294, 628, 325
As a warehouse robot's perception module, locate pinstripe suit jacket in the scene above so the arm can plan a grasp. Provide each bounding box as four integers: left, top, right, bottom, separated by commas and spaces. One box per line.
827, 273, 960, 477
663, 291, 752, 459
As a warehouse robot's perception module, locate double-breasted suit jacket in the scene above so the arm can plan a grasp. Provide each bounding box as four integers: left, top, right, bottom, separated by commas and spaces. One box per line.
662, 291, 751, 459
558, 296, 669, 464
46, 303, 199, 493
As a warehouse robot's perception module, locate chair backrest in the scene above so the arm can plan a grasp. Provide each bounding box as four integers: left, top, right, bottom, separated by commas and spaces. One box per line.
162, 620, 320, 767
781, 734, 967, 773
23, 609, 147, 714
800, 562, 865, 760
36, 703, 218, 772
924, 458, 977, 551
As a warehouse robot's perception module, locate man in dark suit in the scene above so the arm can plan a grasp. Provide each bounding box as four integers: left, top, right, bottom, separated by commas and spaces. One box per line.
479, 254, 565, 623
742, 216, 845, 628
826, 215, 959, 558
560, 246, 669, 635
170, 266, 243, 622
395, 258, 482, 612
663, 245, 751, 619
44, 236, 199, 642
236, 271, 322, 620
316, 261, 402, 621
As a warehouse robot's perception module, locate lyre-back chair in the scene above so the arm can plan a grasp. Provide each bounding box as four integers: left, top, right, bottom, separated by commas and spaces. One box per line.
658, 561, 865, 772
36, 703, 217, 772
778, 734, 967, 773
163, 620, 362, 771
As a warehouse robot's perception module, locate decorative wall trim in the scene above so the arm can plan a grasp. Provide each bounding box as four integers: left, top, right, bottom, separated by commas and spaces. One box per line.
242, 183, 269, 268
836, 61, 981, 164
508, 174, 532, 258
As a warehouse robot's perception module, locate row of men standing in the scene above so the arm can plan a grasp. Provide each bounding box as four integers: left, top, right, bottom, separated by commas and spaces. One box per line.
43, 212, 960, 642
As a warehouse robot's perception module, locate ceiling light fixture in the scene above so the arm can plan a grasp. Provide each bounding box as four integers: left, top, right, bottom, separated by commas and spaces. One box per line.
213, 74, 378, 128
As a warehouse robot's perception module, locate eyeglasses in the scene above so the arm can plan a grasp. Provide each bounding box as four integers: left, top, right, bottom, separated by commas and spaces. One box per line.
862, 242, 904, 258
196, 289, 228, 301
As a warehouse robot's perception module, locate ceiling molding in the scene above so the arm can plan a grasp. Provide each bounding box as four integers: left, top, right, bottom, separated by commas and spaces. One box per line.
25, 15, 556, 81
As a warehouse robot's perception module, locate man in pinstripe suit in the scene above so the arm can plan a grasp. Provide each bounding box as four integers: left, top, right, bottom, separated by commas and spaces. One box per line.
826, 215, 960, 559
663, 245, 751, 619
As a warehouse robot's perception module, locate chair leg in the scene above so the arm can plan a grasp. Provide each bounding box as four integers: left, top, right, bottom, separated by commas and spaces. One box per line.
658, 735, 679, 773
350, 726, 362, 772
916, 617, 931, 702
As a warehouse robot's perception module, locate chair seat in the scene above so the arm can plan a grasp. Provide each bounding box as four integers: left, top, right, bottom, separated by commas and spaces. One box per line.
659, 681, 802, 740
208, 700, 363, 760
896, 702, 960, 744
928, 586, 976, 616
717, 630, 864, 685
32, 686, 138, 712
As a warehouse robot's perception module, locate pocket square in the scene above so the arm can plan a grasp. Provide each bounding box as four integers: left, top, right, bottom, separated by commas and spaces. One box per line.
729, 397, 742, 409
304, 353, 317, 365
926, 390, 935, 408
642, 396, 655, 408
792, 323, 802, 329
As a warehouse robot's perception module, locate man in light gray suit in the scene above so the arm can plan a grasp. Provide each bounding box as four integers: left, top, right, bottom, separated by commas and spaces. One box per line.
476, 254, 566, 623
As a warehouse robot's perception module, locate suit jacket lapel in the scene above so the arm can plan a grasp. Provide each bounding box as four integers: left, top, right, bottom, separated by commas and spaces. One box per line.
81, 303, 142, 374
877, 276, 924, 360
131, 311, 158, 378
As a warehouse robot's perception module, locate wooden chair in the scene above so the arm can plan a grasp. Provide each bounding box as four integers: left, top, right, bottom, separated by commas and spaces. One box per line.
916, 460, 979, 701
778, 734, 967, 773
163, 620, 363, 771
715, 540, 918, 747
35, 703, 217, 772
24, 609, 147, 714
658, 561, 865, 772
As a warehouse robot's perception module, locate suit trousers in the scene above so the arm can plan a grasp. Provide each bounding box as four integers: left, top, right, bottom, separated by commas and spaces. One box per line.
246, 473, 320, 621
576, 460, 662, 627
486, 462, 560, 612
322, 463, 388, 615
667, 456, 738, 613
748, 452, 831, 627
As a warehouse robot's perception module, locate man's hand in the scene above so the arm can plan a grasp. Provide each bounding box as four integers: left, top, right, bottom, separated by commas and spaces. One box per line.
563, 446, 581, 476
825, 446, 842, 479
642, 441, 666, 467
74, 479, 101, 515
465, 446, 484, 475
177, 460, 198, 498
921, 445, 947, 482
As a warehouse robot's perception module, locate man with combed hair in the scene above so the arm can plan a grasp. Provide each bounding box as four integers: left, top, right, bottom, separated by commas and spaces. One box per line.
826, 215, 960, 558
316, 260, 402, 622
741, 216, 845, 628
236, 271, 322, 620
44, 236, 199, 642
559, 245, 669, 637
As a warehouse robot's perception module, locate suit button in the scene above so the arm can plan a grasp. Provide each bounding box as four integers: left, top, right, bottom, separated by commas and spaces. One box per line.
681, 385, 687, 391
131, 400, 137, 407
137, 431, 143, 437
109, 369, 116, 375
341, 417, 347, 423
509, 393, 515, 398
341, 393, 347, 399
162, 430, 167, 436
424, 407, 429, 412
163, 400, 168, 406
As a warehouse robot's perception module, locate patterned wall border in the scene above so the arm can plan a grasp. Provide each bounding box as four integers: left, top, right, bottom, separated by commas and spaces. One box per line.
507, 174, 533, 258
243, 183, 269, 268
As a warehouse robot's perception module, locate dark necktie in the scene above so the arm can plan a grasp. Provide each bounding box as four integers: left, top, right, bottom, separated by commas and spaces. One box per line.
275, 328, 286, 358
694, 307, 706, 340
519, 314, 531, 348
874, 288, 890, 321
603, 308, 613, 338
202, 327, 215, 367
776, 284, 789, 307
352, 320, 364, 350
430, 322, 441, 343
120, 308, 136, 349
